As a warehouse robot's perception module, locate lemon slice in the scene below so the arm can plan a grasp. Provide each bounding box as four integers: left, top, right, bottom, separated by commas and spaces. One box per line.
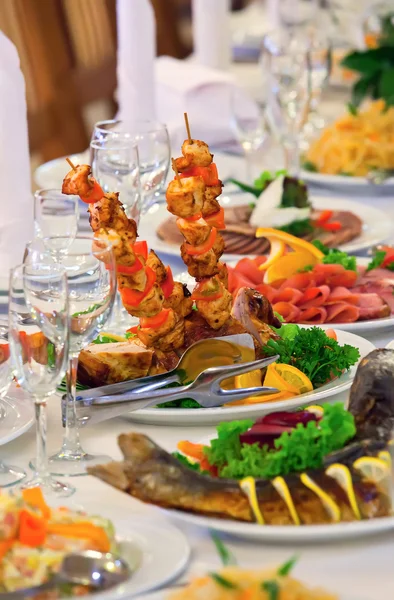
325, 463, 361, 520
264, 251, 320, 284
353, 456, 390, 484
235, 369, 263, 390
240, 477, 264, 524
378, 451, 392, 469
274, 364, 313, 395
304, 405, 325, 418
263, 364, 300, 394
272, 477, 300, 525
255, 228, 325, 260
98, 331, 128, 342
300, 473, 341, 522
258, 239, 286, 271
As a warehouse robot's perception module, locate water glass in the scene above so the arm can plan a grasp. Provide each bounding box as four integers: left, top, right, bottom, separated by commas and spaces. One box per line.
8, 263, 73, 497
231, 88, 268, 158
46, 235, 116, 476
34, 190, 79, 261
91, 119, 170, 211
278, 0, 318, 30
0, 319, 26, 487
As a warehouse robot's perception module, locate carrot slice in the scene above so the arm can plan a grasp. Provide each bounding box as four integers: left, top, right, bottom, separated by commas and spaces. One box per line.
22, 488, 51, 520
177, 441, 206, 462
19, 510, 47, 547
46, 522, 110, 553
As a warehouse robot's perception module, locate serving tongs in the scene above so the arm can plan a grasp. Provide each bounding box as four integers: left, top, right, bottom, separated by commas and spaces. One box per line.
66, 354, 279, 427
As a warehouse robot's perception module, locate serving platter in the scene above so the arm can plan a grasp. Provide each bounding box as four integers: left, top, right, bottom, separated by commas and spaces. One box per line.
123, 329, 374, 426
0, 385, 34, 446
137, 194, 393, 260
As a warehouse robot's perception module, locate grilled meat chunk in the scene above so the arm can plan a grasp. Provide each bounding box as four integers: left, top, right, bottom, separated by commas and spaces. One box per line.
174, 139, 213, 171
202, 183, 222, 217
137, 309, 185, 351
163, 282, 193, 317
122, 283, 164, 318
196, 287, 232, 330
181, 233, 225, 279
166, 177, 205, 218
176, 216, 211, 246
146, 250, 167, 284
89, 192, 136, 236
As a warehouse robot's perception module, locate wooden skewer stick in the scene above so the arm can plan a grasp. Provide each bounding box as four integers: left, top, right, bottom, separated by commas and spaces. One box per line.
184, 112, 192, 143
66, 157, 77, 171
172, 158, 183, 186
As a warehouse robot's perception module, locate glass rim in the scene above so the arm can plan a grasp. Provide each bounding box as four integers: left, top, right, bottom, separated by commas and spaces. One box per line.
10, 261, 68, 279
93, 118, 168, 135
89, 136, 140, 153
34, 189, 79, 202
25, 234, 114, 258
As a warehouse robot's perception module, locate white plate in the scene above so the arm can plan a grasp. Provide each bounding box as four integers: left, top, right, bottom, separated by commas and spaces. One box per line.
301, 169, 394, 191
34, 151, 90, 189
138, 194, 393, 260
0, 385, 34, 446
123, 329, 374, 426
386, 339, 394, 350
164, 509, 394, 543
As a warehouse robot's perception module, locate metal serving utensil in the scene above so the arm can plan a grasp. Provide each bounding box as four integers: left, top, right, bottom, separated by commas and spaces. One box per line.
1, 550, 131, 599
76, 333, 255, 402
65, 354, 279, 428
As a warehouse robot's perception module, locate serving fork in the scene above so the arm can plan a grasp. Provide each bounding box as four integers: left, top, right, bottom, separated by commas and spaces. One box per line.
65, 355, 279, 428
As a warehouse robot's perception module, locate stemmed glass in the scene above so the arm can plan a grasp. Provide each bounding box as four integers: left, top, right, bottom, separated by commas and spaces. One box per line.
278, 0, 318, 30
0, 319, 26, 487
8, 263, 73, 497
45, 235, 116, 476
34, 190, 79, 262
91, 119, 170, 212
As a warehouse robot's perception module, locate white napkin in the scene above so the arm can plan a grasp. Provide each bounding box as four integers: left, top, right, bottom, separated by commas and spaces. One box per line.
192, 0, 231, 71
0, 32, 33, 275
116, 0, 156, 122
156, 56, 258, 148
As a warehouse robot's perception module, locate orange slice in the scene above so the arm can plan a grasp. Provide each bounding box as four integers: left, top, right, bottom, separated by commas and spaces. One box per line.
274, 364, 313, 395
264, 250, 320, 284
258, 239, 286, 271
263, 364, 299, 394
255, 228, 325, 259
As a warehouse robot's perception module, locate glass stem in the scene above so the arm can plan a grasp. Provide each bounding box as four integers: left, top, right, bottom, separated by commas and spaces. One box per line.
62, 355, 83, 456
35, 401, 49, 479
283, 136, 301, 177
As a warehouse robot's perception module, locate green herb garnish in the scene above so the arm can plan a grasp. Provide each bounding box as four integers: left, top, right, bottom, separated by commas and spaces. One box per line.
277, 555, 298, 577
265, 326, 360, 387
47, 342, 55, 367
211, 533, 237, 566
312, 241, 357, 271
92, 334, 121, 344
72, 303, 102, 318
302, 160, 318, 172
279, 218, 314, 237
172, 452, 203, 472
347, 102, 358, 116
367, 249, 387, 271
57, 379, 89, 393
262, 580, 279, 600
125, 332, 137, 339
210, 573, 238, 589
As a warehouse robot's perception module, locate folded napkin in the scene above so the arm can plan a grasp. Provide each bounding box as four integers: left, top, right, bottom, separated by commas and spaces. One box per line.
192, 0, 231, 71
0, 32, 33, 274
116, 0, 156, 122
156, 56, 258, 149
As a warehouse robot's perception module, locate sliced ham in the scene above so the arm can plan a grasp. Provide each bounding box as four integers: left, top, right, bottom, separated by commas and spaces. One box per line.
325, 303, 360, 323
326, 286, 360, 305
298, 307, 327, 324
235, 258, 264, 285
279, 273, 314, 291
353, 281, 394, 312
255, 283, 277, 303
227, 267, 254, 295
355, 293, 391, 320
297, 285, 331, 308
273, 287, 304, 304
273, 302, 301, 323
328, 271, 358, 288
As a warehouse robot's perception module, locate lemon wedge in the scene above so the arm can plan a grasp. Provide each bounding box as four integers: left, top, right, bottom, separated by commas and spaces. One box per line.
255, 228, 325, 260
304, 405, 325, 418
98, 331, 128, 342
378, 451, 392, 469
274, 364, 313, 395
300, 473, 341, 522
263, 364, 299, 394
232, 369, 293, 406
326, 463, 361, 520
353, 456, 391, 484
258, 239, 286, 271
240, 477, 264, 524
272, 477, 300, 525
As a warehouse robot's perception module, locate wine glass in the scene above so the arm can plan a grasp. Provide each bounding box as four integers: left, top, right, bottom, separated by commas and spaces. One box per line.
0, 319, 27, 487
8, 262, 73, 497
278, 0, 318, 30
34, 190, 79, 262
45, 235, 116, 476
91, 119, 170, 212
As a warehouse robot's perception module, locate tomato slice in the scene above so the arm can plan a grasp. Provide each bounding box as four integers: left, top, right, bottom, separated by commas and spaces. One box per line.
179, 163, 219, 186
315, 210, 333, 226
192, 277, 223, 301
80, 181, 104, 204
382, 249, 394, 268
133, 240, 148, 261
140, 308, 171, 329
161, 266, 174, 298
119, 267, 156, 307
126, 325, 139, 335
184, 227, 217, 256
205, 207, 225, 230
106, 256, 143, 275
321, 221, 342, 232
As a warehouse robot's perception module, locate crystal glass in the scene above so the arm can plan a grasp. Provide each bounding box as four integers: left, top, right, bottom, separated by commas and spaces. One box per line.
45, 235, 116, 476
0, 319, 26, 487
278, 0, 318, 30
8, 263, 73, 497
91, 119, 170, 212
34, 190, 79, 261
262, 29, 325, 174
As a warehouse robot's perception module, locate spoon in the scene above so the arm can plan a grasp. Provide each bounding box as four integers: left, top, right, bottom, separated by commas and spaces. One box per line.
2, 550, 131, 599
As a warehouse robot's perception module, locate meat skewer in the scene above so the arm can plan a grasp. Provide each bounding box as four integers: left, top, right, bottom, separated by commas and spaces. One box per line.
166, 114, 232, 329
62, 162, 190, 351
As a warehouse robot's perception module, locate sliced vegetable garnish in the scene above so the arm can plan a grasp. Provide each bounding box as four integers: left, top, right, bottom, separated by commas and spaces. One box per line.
161, 266, 174, 298
210, 573, 238, 589
192, 277, 223, 301
262, 579, 279, 600
184, 227, 217, 256
140, 308, 171, 329
211, 533, 237, 566
180, 163, 219, 186
205, 206, 225, 229
19, 510, 47, 547
133, 240, 148, 261
119, 266, 156, 307
106, 256, 143, 275
277, 555, 298, 577
80, 181, 104, 204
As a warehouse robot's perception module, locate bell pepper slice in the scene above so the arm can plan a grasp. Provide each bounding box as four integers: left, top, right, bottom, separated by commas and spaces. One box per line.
205, 207, 225, 230
22, 488, 51, 520
184, 227, 217, 256
18, 510, 47, 547
182, 213, 202, 223
315, 209, 333, 226
179, 163, 219, 186
140, 308, 171, 329
126, 325, 139, 335
321, 221, 342, 232
133, 240, 148, 261
80, 181, 104, 204
0, 343, 10, 362
191, 277, 223, 301
161, 266, 174, 299
106, 256, 143, 275
177, 441, 206, 462
119, 266, 156, 307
